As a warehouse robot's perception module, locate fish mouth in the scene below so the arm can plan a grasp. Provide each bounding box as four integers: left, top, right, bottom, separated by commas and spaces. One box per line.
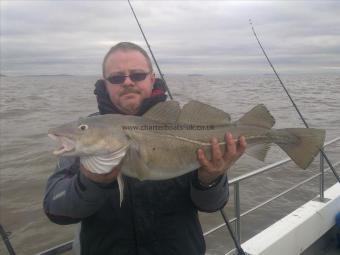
48, 134, 76, 155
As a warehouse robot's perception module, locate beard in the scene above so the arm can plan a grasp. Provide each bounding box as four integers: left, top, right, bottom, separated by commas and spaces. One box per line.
117, 88, 143, 114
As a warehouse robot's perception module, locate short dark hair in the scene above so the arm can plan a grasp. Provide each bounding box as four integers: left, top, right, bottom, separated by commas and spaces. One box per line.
102, 42, 153, 77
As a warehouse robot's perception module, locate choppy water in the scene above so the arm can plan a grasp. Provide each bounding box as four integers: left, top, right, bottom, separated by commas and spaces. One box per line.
0, 74, 339, 254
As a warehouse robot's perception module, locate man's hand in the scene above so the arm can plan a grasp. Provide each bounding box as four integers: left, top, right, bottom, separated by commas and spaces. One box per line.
197, 132, 246, 186
80, 164, 120, 184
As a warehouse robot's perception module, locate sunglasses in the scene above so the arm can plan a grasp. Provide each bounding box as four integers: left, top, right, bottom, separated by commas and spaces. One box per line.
105, 72, 151, 85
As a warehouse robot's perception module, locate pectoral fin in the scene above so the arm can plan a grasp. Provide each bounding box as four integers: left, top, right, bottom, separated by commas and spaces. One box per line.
117, 173, 124, 207
121, 142, 152, 181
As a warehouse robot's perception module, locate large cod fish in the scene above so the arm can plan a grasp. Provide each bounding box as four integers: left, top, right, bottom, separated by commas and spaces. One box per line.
48, 100, 325, 181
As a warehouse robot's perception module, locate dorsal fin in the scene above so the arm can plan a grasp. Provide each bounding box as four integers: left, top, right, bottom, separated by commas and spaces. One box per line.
143, 100, 180, 123
236, 104, 275, 129
177, 100, 231, 125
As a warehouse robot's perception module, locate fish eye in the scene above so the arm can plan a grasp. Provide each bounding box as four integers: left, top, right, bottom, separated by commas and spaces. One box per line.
78, 124, 88, 131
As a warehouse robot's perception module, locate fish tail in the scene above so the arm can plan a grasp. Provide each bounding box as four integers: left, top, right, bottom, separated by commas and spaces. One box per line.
274, 128, 325, 169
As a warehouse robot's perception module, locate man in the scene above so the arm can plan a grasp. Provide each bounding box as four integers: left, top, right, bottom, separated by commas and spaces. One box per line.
43, 42, 246, 255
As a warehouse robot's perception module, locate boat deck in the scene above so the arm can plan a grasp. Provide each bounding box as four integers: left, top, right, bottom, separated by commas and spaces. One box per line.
302, 226, 339, 255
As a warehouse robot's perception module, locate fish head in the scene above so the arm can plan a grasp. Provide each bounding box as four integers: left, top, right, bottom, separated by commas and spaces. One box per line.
48, 116, 130, 157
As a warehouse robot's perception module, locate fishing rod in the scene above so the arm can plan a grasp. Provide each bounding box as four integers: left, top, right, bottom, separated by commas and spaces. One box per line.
249, 19, 340, 183
127, 0, 173, 100
0, 224, 16, 255
220, 210, 246, 255
127, 1, 246, 254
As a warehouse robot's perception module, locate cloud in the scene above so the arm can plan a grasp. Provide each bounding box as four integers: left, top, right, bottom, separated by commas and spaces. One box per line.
1, 1, 339, 75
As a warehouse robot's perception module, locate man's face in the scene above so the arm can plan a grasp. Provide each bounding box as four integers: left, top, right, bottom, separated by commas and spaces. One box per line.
103, 50, 155, 115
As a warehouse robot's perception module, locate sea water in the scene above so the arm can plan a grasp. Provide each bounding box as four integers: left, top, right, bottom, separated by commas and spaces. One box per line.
0, 73, 339, 254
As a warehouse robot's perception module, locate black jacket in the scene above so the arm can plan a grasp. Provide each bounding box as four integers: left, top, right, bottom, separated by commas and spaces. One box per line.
43, 79, 229, 255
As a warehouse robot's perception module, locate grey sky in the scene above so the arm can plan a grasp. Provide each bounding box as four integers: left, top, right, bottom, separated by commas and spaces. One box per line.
1, 1, 340, 76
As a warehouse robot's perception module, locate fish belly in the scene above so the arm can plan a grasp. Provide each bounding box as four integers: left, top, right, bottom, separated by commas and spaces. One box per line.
131, 133, 204, 180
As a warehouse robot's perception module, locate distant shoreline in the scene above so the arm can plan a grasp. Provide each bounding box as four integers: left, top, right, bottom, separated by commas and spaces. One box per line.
1, 74, 76, 77
24, 74, 74, 77
187, 74, 204, 77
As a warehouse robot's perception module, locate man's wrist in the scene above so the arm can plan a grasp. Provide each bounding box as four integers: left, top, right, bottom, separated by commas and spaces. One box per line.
193, 171, 223, 190
197, 168, 223, 187
198, 177, 221, 188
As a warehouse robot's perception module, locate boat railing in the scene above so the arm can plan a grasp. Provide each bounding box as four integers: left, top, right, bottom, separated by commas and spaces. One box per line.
33, 136, 340, 255
203, 136, 340, 251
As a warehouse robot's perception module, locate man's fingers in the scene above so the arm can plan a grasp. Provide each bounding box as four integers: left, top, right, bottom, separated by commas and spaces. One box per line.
197, 133, 247, 177
211, 137, 223, 163
223, 132, 236, 161
197, 148, 212, 170
237, 136, 247, 154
